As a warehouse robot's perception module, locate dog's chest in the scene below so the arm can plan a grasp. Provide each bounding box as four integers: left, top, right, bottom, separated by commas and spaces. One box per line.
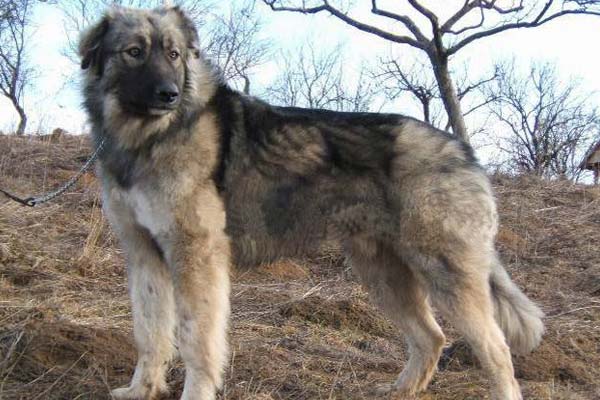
127, 186, 174, 238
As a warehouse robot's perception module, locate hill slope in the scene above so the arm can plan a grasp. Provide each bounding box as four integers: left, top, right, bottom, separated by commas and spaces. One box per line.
1, 134, 599, 399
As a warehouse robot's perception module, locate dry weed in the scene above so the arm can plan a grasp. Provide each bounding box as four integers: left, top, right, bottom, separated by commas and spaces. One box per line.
1, 135, 599, 399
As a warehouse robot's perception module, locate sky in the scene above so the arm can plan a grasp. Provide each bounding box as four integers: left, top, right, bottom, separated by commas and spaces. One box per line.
1, 0, 599, 169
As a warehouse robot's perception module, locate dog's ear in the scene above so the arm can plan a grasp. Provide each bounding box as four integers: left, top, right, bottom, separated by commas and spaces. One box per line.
172, 7, 200, 59
79, 16, 110, 71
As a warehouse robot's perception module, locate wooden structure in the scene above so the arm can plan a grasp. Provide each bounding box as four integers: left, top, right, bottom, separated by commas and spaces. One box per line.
580, 141, 600, 185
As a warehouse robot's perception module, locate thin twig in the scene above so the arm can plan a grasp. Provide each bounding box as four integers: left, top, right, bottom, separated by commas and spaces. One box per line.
548, 305, 600, 319
32, 351, 88, 400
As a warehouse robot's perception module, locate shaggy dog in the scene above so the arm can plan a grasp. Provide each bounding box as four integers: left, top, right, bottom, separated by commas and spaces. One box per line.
79, 6, 543, 400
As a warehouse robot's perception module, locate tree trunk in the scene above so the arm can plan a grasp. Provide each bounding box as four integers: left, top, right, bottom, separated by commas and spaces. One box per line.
242, 75, 250, 95
16, 105, 27, 135
429, 53, 469, 143
421, 98, 431, 125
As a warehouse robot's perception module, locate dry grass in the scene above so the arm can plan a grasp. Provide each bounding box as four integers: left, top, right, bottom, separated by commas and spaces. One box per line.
1, 134, 599, 399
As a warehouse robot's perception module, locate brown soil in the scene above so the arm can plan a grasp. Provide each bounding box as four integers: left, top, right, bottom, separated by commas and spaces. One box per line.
1, 134, 599, 399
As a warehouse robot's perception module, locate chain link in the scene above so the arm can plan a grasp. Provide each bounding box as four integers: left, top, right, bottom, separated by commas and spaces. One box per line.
0, 138, 106, 207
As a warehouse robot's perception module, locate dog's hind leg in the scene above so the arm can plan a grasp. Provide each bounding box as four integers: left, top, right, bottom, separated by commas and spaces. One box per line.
346, 241, 446, 397
408, 249, 523, 400
108, 222, 176, 400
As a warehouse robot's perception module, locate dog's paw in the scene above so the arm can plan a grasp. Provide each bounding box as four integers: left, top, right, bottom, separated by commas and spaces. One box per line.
371, 383, 419, 399
111, 385, 168, 400
111, 386, 139, 400
492, 378, 523, 400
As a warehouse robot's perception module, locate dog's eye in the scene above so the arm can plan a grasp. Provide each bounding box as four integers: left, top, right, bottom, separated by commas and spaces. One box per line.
169, 50, 180, 60
127, 47, 142, 58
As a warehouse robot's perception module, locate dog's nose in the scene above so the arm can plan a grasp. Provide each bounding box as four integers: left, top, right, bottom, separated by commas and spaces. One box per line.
155, 83, 179, 105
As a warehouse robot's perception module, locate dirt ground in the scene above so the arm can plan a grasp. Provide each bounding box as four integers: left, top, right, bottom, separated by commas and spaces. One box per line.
1, 134, 599, 399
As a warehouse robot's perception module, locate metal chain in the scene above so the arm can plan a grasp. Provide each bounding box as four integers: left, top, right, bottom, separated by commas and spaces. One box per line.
0, 138, 106, 207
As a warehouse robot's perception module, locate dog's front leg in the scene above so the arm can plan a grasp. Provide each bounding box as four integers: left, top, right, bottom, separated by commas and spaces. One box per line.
170, 227, 231, 400
104, 203, 177, 399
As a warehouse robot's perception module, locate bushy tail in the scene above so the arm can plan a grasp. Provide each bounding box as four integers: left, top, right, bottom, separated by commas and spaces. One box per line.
490, 261, 544, 355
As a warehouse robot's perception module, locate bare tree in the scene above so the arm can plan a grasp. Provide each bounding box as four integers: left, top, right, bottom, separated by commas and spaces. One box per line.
487, 61, 598, 180
0, 0, 35, 135
1, 0, 14, 27
203, 1, 268, 94
343, 67, 376, 112
267, 42, 375, 112
374, 56, 499, 132
375, 58, 440, 125
262, 0, 600, 143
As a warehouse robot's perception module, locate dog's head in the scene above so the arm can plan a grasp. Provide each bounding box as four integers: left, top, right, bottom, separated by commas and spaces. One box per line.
79, 6, 209, 121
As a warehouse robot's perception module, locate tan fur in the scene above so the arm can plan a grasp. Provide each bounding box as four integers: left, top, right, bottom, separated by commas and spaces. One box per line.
99, 110, 230, 400
80, 6, 544, 400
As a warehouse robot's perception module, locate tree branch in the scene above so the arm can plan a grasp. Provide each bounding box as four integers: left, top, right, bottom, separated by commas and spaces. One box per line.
407, 0, 439, 25
448, 3, 600, 55
441, 1, 478, 33
370, 0, 428, 43
262, 0, 427, 49
442, 2, 488, 35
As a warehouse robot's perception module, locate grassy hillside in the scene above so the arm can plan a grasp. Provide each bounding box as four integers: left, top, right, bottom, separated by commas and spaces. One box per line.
1, 134, 599, 399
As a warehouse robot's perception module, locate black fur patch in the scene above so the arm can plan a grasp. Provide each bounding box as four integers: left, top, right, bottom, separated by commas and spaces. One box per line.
209, 84, 236, 191
100, 134, 139, 188
80, 17, 110, 74
236, 97, 403, 179
261, 183, 299, 236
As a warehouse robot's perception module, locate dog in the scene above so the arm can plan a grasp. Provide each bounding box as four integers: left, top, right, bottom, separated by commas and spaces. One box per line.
79, 5, 544, 400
